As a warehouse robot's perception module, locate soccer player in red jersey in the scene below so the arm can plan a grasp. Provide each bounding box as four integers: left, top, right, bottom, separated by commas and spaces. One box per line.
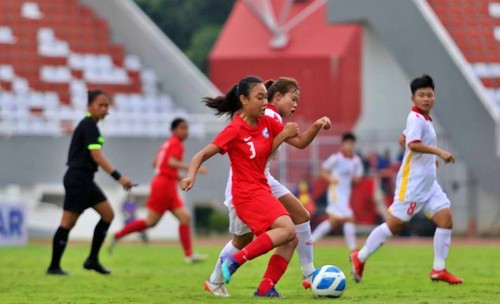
181, 76, 303, 297
110, 118, 208, 263
204, 77, 331, 296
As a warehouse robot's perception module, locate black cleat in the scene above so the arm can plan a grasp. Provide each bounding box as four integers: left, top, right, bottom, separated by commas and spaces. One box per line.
83, 259, 111, 275
46, 267, 70, 275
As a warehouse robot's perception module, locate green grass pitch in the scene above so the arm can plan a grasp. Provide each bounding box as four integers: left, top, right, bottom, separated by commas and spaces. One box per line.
0, 239, 498, 303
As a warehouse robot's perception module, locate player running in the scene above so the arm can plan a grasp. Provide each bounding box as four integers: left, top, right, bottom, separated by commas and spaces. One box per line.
204, 77, 331, 297
350, 74, 463, 285
109, 118, 208, 263
181, 76, 303, 297
311, 132, 363, 252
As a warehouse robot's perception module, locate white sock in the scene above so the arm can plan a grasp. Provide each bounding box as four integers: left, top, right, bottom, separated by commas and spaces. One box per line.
295, 221, 316, 277
433, 227, 451, 271
311, 220, 331, 243
209, 240, 239, 283
343, 222, 357, 251
358, 223, 392, 262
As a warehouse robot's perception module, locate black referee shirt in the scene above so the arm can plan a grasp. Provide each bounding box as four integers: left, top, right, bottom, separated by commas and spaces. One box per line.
66, 113, 105, 172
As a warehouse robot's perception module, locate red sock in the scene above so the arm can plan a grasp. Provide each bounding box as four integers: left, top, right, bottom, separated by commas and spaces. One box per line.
179, 224, 192, 257
115, 219, 148, 239
232, 233, 273, 265
257, 254, 289, 295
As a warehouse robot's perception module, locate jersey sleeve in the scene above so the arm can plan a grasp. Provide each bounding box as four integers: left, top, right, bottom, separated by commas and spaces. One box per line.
321, 154, 338, 171
83, 121, 103, 150
404, 113, 424, 146
212, 125, 238, 154
267, 116, 285, 138
170, 140, 184, 161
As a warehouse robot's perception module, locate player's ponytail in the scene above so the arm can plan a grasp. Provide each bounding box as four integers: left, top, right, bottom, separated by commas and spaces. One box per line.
267, 77, 300, 101
203, 76, 263, 117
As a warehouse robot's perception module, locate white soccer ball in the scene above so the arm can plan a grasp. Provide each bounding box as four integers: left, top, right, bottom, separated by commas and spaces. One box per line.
310, 265, 347, 298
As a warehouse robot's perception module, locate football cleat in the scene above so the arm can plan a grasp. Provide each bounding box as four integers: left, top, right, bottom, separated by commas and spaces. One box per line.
184, 252, 208, 264
350, 250, 365, 283
221, 256, 240, 284
430, 269, 463, 284
254, 287, 281, 297
204, 280, 230, 297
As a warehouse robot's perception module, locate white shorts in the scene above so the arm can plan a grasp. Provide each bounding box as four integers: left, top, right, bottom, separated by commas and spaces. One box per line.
226, 173, 291, 236
388, 182, 451, 222
325, 199, 353, 218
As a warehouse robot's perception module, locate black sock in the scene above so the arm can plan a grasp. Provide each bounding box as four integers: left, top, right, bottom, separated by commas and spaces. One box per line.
49, 226, 70, 269
88, 220, 111, 262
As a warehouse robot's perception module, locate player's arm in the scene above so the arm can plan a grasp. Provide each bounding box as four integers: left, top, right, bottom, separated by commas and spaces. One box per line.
285, 116, 331, 149
398, 134, 406, 149
90, 149, 134, 189
272, 122, 299, 153
320, 168, 338, 184
407, 141, 455, 164
181, 144, 220, 191
169, 156, 208, 174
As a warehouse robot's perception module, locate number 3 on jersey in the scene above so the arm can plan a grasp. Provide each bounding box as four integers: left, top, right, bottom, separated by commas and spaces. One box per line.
246, 141, 256, 159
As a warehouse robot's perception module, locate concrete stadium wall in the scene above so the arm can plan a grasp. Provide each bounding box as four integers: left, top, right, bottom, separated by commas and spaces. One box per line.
80, 0, 220, 114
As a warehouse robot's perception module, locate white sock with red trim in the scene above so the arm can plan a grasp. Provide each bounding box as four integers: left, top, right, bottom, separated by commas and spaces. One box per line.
358, 223, 392, 262
433, 227, 451, 271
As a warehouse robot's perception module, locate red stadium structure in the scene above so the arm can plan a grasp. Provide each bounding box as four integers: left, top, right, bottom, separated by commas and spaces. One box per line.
210, 0, 362, 133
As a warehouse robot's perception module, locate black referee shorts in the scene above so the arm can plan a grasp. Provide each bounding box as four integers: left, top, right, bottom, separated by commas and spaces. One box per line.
63, 168, 107, 214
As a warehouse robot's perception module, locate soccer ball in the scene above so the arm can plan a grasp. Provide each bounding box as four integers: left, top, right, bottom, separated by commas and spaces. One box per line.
310, 265, 347, 298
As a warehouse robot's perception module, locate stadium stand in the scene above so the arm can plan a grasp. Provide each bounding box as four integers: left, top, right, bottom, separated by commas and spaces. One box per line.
0, 0, 186, 137
428, 0, 500, 109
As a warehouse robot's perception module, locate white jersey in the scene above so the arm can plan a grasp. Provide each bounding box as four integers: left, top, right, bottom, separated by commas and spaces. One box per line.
321, 152, 363, 205
394, 107, 437, 202
224, 105, 285, 207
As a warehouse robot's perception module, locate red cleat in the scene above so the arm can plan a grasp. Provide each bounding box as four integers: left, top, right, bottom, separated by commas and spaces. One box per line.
302, 278, 312, 289
350, 250, 365, 283
430, 269, 463, 284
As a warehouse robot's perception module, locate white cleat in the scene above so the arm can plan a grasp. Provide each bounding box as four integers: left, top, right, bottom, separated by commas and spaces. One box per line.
184, 252, 208, 264
107, 234, 117, 255
204, 280, 230, 297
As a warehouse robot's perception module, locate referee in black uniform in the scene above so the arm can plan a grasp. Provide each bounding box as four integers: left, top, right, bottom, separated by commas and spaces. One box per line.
47, 89, 134, 275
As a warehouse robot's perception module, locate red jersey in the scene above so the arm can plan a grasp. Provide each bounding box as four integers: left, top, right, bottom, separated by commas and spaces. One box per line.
212, 115, 284, 200
154, 134, 184, 178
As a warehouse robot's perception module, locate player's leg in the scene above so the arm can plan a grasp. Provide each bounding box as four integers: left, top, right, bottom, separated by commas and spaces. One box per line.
255, 230, 298, 297
207, 205, 252, 293
171, 205, 207, 263
47, 210, 80, 275
221, 195, 295, 285
427, 184, 462, 284
84, 199, 114, 275
311, 211, 338, 243
352, 200, 422, 282
277, 193, 316, 285
206, 233, 252, 297
343, 216, 357, 252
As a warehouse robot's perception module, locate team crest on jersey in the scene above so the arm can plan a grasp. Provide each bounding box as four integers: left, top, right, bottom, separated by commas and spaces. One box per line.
262, 127, 269, 138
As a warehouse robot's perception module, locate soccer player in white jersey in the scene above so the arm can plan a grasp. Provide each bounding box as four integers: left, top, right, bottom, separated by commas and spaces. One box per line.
205, 77, 331, 296
311, 133, 363, 251
350, 74, 463, 285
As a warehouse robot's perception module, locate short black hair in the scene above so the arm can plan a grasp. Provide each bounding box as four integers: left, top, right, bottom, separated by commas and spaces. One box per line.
342, 132, 356, 142
410, 74, 434, 95
171, 117, 187, 131
87, 89, 107, 105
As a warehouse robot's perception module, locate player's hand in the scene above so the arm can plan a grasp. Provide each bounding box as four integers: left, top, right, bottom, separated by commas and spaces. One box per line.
315, 116, 331, 130
283, 122, 300, 138
180, 177, 194, 191
197, 166, 208, 174
439, 150, 455, 164
119, 176, 134, 191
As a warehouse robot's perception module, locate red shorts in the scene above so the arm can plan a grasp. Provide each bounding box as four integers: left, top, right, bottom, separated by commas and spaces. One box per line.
233, 190, 289, 236
146, 175, 184, 214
